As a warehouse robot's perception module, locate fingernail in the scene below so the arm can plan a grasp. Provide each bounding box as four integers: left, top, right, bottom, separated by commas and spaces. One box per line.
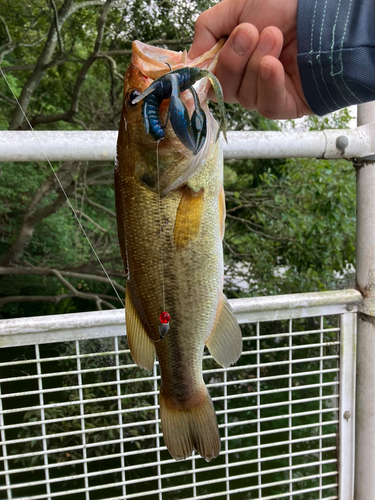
257, 31, 275, 55
260, 61, 272, 81
231, 28, 252, 55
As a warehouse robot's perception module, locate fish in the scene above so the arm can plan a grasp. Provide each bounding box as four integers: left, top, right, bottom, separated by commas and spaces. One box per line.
115, 39, 242, 462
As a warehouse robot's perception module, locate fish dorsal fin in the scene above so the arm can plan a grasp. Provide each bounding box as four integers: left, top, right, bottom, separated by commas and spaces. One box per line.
205, 295, 242, 368
174, 186, 204, 249
125, 288, 155, 371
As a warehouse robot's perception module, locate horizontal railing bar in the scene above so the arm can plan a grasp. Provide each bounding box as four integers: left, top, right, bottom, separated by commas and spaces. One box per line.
225, 406, 338, 428
0, 411, 158, 432
209, 368, 340, 387
0, 413, 337, 447
0, 363, 137, 384
0, 424, 337, 462
0, 349, 131, 368
6, 465, 338, 499
0, 353, 339, 388
0, 128, 373, 161
95, 470, 339, 500
0, 289, 361, 347
241, 326, 340, 341
0, 379, 156, 398
0, 365, 340, 402
0, 399, 338, 434
0, 375, 338, 402
201, 354, 339, 376
216, 394, 338, 415
211, 380, 339, 399
239, 341, 340, 356
0, 398, 338, 430
0, 327, 340, 368
181, 482, 338, 500
104, 489, 338, 500
0, 456, 337, 491
224, 419, 338, 441
0, 388, 337, 418
0, 445, 338, 477
0, 446, 337, 481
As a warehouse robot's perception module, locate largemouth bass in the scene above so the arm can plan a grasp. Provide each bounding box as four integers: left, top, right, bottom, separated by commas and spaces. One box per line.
115, 40, 242, 462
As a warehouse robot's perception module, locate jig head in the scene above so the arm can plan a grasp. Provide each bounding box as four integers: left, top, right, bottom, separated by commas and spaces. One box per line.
159, 311, 171, 339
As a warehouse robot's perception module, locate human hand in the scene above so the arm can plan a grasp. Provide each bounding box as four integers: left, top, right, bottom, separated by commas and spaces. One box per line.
189, 0, 313, 119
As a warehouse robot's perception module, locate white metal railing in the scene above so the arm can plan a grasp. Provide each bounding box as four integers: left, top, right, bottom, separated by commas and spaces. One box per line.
2, 101, 375, 498
1, 125, 375, 162
0, 289, 360, 500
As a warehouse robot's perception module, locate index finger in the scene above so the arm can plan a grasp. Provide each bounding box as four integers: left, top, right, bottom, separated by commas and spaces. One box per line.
188, 0, 243, 59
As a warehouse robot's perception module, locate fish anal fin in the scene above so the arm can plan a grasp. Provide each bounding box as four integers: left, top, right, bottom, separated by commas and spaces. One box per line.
205, 295, 242, 368
159, 387, 220, 462
174, 186, 204, 249
125, 288, 155, 371
219, 185, 226, 240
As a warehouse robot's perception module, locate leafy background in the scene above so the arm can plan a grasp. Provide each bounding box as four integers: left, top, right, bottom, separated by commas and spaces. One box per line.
0, 0, 356, 319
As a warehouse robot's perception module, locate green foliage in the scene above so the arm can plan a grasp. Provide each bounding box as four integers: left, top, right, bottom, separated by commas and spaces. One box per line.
224, 110, 356, 297
0, 0, 356, 319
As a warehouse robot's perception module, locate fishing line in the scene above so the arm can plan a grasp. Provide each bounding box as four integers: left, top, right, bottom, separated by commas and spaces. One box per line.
156, 139, 166, 312
0, 67, 125, 307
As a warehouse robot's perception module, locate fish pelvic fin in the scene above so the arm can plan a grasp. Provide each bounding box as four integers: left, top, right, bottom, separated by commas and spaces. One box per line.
125, 287, 155, 371
159, 387, 220, 462
205, 295, 242, 368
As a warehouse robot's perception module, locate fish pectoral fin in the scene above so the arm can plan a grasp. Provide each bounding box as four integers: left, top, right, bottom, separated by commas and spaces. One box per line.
205, 295, 242, 368
219, 185, 226, 240
174, 186, 204, 249
125, 288, 155, 372
160, 387, 220, 462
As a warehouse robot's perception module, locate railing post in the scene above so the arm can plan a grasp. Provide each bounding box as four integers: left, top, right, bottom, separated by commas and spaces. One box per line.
354, 102, 375, 500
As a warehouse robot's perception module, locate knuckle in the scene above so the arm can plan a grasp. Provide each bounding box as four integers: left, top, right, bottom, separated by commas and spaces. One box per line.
237, 89, 256, 111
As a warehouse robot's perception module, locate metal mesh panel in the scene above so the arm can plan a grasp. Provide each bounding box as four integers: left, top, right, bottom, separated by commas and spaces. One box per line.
0, 314, 341, 500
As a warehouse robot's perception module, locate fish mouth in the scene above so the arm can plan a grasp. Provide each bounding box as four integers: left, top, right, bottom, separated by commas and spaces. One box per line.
129, 39, 225, 194
131, 38, 225, 81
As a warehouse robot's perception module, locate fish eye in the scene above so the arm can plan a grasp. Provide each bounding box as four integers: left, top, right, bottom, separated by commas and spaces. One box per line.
127, 89, 141, 107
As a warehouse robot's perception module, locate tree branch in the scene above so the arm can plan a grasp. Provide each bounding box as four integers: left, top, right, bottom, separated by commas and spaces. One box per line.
1, 162, 79, 266
0, 92, 16, 105
28, 0, 116, 128
8, 0, 76, 129
0, 15, 12, 48
0, 292, 121, 309
51, 269, 117, 309
82, 197, 116, 218
75, 210, 108, 232
0, 266, 125, 293
0, 294, 74, 307
49, 0, 64, 54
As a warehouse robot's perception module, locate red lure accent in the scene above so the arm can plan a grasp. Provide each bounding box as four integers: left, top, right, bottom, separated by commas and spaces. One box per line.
159, 311, 171, 324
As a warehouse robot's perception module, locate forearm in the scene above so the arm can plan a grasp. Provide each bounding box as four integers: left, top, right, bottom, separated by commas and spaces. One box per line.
297, 0, 375, 115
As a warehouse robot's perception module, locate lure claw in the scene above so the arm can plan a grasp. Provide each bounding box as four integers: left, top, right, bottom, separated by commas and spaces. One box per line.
134, 66, 226, 153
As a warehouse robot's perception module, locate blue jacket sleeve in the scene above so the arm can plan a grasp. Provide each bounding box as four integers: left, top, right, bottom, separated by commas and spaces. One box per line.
297, 0, 375, 115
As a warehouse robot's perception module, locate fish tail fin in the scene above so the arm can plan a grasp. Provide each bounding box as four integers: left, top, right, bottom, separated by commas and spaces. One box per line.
159, 387, 220, 462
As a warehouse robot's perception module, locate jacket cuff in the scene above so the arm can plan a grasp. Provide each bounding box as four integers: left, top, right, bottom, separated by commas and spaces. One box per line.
297, 0, 375, 115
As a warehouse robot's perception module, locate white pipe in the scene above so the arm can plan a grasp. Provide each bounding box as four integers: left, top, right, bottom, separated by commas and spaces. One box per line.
354, 102, 375, 500
0, 126, 374, 162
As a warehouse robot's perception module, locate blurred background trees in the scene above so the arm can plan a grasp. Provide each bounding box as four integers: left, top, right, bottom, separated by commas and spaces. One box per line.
0, 0, 356, 319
